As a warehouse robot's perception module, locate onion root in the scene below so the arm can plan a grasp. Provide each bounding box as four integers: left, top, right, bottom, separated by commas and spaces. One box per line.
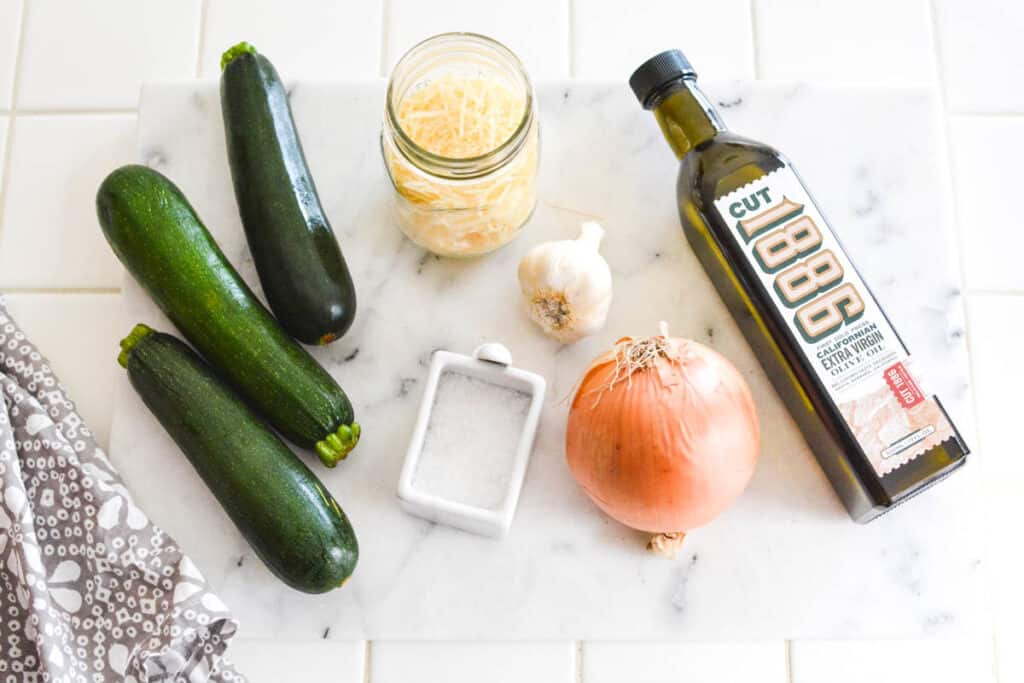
647, 532, 687, 558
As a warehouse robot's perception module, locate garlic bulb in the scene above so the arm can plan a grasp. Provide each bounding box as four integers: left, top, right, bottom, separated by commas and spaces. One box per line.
518, 222, 613, 344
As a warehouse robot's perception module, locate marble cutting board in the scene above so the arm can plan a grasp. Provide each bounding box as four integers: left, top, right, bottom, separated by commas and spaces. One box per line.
108, 80, 986, 640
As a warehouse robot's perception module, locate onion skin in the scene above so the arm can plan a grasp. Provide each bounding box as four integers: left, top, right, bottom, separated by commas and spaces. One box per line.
566, 336, 760, 534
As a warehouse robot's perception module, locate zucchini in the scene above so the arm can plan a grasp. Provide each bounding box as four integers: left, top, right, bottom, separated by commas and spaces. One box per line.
220, 42, 357, 346
119, 324, 358, 593
96, 165, 359, 466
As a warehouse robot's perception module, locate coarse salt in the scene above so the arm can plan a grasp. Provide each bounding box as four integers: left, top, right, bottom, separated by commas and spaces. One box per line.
412, 370, 531, 510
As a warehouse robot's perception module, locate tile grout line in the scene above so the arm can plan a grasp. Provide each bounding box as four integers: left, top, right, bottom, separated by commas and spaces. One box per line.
925, 0, 983, 421
0, 112, 13, 219
991, 638, 1002, 683
926, 1, 986, 436
0, 287, 122, 295
12, 107, 137, 116
926, 0, 949, 110
967, 288, 1024, 297
927, 2, 1000, 680
748, 0, 762, 79
7, 0, 26, 111
378, 0, 389, 78
947, 109, 1024, 119
369, 3, 386, 672
194, 0, 209, 78
0, 0, 29, 244
566, 0, 575, 78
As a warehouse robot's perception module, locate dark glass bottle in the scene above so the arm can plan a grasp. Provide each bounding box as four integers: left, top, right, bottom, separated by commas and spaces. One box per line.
630, 50, 968, 522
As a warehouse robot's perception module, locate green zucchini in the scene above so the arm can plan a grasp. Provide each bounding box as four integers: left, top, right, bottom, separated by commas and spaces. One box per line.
96, 165, 359, 466
220, 42, 357, 346
119, 324, 357, 593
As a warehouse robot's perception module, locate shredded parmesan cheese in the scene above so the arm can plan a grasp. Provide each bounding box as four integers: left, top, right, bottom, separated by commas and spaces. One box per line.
384, 74, 538, 257
399, 76, 523, 157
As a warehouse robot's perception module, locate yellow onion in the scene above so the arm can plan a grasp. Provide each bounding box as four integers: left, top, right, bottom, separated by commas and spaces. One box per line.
566, 322, 760, 554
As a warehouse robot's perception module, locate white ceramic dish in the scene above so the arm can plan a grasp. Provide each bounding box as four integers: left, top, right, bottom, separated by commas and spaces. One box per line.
397, 343, 546, 537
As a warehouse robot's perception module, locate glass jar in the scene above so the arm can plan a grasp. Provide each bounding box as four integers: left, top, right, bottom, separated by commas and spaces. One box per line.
382, 33, 539, 257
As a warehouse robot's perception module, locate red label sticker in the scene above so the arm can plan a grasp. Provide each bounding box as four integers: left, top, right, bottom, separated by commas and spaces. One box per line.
884, 362, 924, 409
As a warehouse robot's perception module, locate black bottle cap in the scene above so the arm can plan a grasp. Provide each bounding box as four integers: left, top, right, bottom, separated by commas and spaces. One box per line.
629, 50, 697, 109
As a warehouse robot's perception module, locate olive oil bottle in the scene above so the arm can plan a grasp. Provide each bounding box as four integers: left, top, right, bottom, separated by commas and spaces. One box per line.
630, 50, 968, 522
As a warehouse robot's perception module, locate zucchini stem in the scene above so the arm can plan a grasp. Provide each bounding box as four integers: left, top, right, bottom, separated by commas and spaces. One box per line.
315, 422, 361, 467
118, 323, 155, 368
221, 41, 258, 71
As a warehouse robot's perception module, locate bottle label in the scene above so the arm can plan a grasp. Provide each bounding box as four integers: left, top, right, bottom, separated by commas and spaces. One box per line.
713, 165, 956, 476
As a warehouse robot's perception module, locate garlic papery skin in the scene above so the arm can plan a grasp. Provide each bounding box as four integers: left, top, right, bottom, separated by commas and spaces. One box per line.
518, 221, 613, 344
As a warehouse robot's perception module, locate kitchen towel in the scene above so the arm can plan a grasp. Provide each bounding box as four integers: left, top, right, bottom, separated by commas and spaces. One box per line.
0, 300, 245, 682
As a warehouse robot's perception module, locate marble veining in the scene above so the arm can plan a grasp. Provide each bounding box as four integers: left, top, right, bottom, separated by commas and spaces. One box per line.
108, 81, 985, 640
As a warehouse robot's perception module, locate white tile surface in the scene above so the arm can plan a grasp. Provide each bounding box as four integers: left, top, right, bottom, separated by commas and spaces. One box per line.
0, 116, 8, 186
0, 115, 133, 288
935, 0, 1024, 112
995, 631, 1023, 683
754, 0, 937, 83
200, 0, 382, 79
949, 115, 1024, 291
370, 641, 574, 683
16, 0, 200, 109
572, 0, 754, 80
0, 0, 22, 109
226, 639, 365, 683
2, 293, 123, 450
583, 642, 788, 683
791, 638, 996, 683
385, 0, 569, 79
968, 295, 1024, 683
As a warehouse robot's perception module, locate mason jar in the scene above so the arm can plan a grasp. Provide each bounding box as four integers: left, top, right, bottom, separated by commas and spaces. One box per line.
382, 32, 539, 257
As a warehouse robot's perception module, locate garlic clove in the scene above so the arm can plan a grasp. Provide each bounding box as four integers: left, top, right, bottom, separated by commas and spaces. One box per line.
518, 222, 613, 344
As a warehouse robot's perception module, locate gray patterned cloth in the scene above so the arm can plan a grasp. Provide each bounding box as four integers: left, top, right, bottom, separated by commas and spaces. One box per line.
0, 300, 246, 682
